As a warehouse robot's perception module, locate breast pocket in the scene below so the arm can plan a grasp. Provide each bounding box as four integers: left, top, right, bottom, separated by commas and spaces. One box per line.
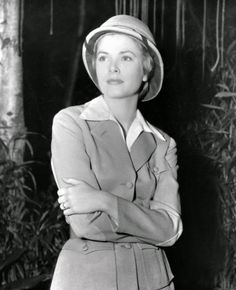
152, 157, 170, 173
148, 159, 170, 186
137, 244, 174, 289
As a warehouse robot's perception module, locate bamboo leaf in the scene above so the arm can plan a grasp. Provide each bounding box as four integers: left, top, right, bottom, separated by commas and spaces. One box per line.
0, 274, 51, 290
216, 83, 229, 91
215, 92, 236, 98
201, 104, 225, 110
227, 39, 236, 54
0, 248, 25, 271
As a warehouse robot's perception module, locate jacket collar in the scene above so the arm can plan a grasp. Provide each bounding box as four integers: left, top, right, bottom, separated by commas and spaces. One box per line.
80, 95, 166, 142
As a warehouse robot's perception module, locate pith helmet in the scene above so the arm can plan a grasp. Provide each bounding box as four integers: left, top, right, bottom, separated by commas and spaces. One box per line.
82, 15, 164, 102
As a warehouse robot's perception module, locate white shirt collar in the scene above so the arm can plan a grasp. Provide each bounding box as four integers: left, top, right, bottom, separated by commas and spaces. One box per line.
80, 95, 112, 121
80, 95, 166, 148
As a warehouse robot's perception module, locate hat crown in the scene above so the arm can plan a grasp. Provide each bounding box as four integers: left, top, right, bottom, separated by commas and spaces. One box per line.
100, 15, 155, 45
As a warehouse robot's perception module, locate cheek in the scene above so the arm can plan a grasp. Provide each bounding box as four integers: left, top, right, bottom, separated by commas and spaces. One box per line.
95, 64, 106, 83
128, 65, 145, 83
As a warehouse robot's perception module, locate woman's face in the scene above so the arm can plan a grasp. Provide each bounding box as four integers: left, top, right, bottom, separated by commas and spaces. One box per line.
95, 34, 148, 100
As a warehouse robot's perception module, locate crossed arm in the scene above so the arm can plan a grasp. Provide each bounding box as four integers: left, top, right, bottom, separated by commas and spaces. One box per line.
51, 110, 183, 246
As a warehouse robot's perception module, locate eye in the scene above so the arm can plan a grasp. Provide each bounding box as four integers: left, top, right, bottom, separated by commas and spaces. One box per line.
97, 55, 107, 62
121, 55, 133, 61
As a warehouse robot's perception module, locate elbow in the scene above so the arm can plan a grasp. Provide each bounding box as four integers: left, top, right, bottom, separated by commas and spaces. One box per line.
158, 216, 183, 247
68, 215, 92, 238
69, 220, 88, 238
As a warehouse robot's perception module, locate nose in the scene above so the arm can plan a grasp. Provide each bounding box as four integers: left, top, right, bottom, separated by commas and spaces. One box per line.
109, 60, 119, 73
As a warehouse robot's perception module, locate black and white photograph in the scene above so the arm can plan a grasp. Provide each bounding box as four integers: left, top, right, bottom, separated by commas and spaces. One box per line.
0, 1, 235, 289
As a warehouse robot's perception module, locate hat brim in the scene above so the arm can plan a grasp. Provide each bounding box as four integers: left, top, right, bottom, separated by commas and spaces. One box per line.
82, 26, 163, 102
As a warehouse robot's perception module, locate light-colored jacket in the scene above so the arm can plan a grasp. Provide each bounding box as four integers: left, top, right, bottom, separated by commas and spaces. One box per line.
50, 96, 182, 290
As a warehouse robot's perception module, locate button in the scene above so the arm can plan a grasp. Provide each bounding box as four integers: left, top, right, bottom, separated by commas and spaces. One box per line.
119, 243, 131, 249
152, 167, 159, 174
82, 244, 88, 251
125, 181, 133, 189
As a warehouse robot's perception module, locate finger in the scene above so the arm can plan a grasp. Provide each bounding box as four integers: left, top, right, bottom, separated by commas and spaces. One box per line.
63, 178, 83, 185
58, 196, 66, 204
63, 201, 70, 209
59, 200, 70, 210
63, 208, 74, 216
58, 188, 67, 196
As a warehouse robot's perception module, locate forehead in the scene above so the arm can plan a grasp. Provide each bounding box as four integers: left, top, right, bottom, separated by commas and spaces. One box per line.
96, 33, 143, 53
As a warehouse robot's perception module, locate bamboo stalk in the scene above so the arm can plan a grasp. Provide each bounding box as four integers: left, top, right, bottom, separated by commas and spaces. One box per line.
176, 0, 181, 48
0, 1, 25, 163
141, 0, 148, 24
19, 0, 24, 56
133, 0, 136, 17
187, 1, 210, 47
64, 0, 85, 107
221, 0, 225, 68
120, 0, 122, 14
50, 0, 53, 35
123, 0, 126, 14
181, 0, 185, 47
153, 0, 157, 37
115, 0, 119, 14
136, 0, 140, 18
211, 0, 220, 72
202, 0, 207, 79
161, 0, 165, 43
130, 0, 133, 15
141, 0, 145, 22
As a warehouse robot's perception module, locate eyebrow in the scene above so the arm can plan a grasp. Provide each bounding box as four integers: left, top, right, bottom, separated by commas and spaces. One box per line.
96, 50, 137, 56
96, 50, 137, 57
96, 51, 108, 55
120, 50, 136, 56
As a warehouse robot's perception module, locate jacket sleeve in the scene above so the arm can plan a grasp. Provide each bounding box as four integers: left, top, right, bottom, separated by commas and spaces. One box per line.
51, 109, 140, 242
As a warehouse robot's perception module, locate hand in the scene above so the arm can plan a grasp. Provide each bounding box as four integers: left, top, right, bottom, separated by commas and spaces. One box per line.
58, 178, 102, 216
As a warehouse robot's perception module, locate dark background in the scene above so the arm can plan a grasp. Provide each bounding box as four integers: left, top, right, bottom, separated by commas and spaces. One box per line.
19, 1, 236, 289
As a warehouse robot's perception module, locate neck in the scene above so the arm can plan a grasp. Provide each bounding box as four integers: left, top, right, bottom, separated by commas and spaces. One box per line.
103, 95, 138, 134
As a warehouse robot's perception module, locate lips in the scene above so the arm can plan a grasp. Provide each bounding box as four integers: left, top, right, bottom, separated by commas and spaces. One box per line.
107, 79, 124, 85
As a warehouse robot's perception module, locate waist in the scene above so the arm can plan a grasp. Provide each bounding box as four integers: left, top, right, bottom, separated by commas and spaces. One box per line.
63, 237, 159, 254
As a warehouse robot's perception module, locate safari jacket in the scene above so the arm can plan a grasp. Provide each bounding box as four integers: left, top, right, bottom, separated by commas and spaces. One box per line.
50, 96, 182, 290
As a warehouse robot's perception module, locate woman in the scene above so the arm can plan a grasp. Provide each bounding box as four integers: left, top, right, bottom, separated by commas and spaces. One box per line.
50, 15, 183, 290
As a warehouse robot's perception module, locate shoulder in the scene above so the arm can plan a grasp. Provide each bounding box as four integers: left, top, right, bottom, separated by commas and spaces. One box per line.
52, 105, 90, 137
147, 123, 177, 156
53, 104, 85, 122
52, 103, 92, 130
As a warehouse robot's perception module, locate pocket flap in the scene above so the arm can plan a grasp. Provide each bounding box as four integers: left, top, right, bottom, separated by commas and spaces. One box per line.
63, 239, 114, 254
137, 243, 159, 250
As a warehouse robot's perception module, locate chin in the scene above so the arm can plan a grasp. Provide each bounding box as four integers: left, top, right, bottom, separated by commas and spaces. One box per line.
103, 91, 125, 99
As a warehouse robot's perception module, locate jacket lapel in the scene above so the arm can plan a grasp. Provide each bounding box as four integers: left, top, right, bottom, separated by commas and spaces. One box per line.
90, 120, 159, 173
130, 132, 156, 171
90, 120, 135, 171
